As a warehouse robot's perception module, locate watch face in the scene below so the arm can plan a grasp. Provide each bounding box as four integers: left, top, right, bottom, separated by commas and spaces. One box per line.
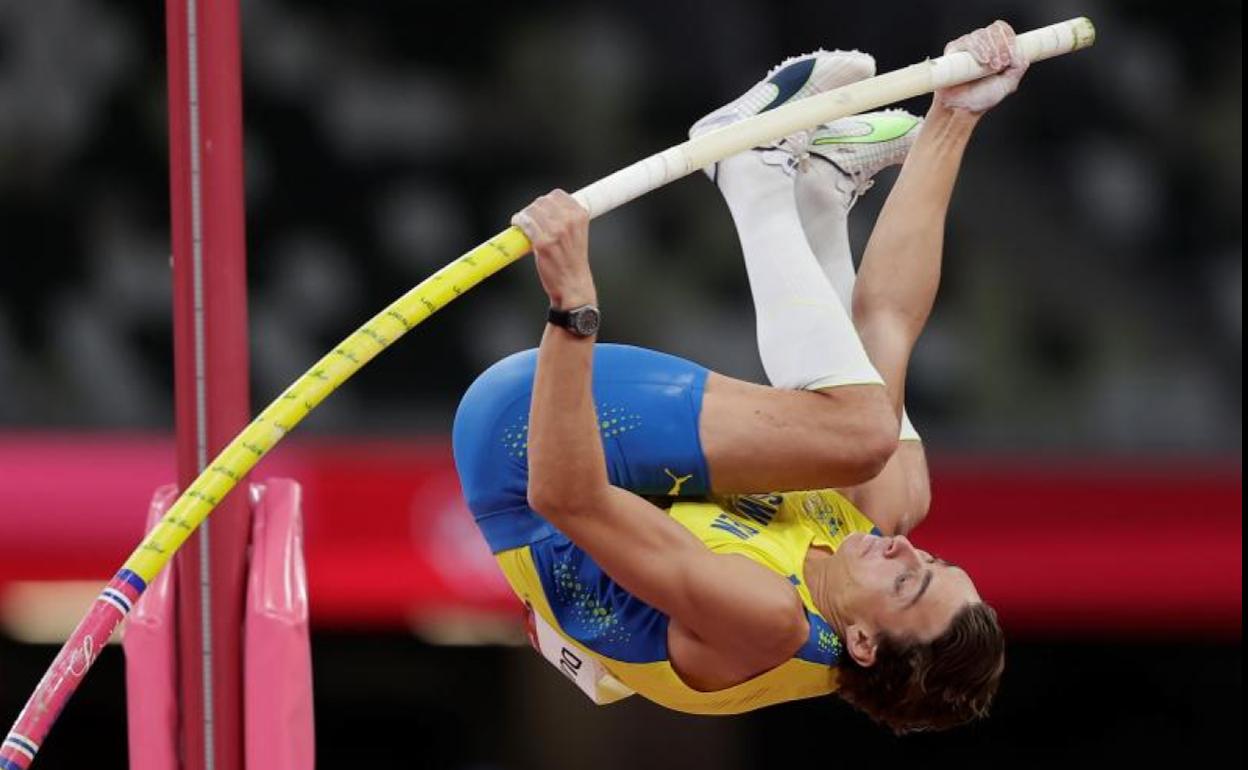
572, 306, 601, 336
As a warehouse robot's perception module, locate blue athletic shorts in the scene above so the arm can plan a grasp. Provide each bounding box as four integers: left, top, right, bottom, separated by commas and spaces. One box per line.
453, 344, 711, 554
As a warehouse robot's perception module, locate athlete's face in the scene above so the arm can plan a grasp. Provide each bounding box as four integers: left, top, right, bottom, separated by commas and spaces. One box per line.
837, 532, 980, 651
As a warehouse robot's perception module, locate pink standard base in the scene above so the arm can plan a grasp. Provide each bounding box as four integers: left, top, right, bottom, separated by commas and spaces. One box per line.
2, 479, 315, 770
244, 479, 315, 770
124, 480, 315, 770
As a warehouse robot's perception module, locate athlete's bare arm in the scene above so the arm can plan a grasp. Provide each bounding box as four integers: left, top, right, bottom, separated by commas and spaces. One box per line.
844, 21, 1029, 535
833, 105, 979, 536
516, 192, 808, 680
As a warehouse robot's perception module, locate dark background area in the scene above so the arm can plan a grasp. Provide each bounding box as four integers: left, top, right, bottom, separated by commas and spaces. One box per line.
1, 635, 1241, 769
0, 1, 1240, 768
0, 0, 1240, 448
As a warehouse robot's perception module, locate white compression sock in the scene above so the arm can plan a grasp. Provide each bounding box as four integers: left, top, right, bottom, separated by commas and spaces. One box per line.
794, 158, 858, 306
716, 151, 883, 391
795, 160, 922, 441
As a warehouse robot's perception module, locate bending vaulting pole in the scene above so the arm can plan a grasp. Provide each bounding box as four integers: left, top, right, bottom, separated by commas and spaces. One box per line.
0, 18, 1094, 769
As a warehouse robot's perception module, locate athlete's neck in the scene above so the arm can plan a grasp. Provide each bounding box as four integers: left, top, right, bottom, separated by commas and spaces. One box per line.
804, 545, 852, 638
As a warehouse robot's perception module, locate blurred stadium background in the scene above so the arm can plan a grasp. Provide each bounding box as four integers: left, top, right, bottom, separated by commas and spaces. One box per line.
0, 1, 1240, 768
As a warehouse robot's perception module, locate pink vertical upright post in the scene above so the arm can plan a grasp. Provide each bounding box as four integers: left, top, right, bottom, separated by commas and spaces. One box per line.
166, 1, 251, 769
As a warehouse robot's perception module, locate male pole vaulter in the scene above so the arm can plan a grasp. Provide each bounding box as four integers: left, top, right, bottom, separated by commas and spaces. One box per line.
453, 21, 1026, 732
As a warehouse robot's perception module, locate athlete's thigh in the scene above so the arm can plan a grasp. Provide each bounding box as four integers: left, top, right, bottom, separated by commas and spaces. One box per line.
699, 372, 894, 493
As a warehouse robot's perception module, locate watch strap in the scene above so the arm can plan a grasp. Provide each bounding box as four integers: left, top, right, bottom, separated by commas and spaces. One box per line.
547, 306, 575, 329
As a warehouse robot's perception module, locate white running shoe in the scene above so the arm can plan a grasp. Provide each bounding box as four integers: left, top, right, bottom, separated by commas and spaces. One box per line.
804, 109, 923, 198
689, 49, 876, 180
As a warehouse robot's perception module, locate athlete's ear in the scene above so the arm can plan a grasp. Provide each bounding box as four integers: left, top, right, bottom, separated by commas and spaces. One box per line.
845, 623, 878, 667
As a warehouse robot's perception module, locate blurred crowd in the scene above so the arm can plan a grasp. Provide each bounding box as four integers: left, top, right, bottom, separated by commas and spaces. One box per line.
0, 0, 1240, 451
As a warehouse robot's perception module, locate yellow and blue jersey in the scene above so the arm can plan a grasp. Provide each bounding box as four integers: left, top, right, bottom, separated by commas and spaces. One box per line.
495, 489, 876, 714
453, 344, 879, 714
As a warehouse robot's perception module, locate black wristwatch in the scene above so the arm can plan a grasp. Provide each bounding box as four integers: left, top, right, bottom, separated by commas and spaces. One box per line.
547, 304, 601, 337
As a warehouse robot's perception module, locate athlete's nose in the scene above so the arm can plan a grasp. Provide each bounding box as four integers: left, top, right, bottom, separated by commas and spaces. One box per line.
884, 535, 919, 563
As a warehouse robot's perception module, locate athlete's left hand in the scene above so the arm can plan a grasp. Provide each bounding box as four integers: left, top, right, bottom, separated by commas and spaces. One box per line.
935, 20, 1029, 114
512, 189, 597, 309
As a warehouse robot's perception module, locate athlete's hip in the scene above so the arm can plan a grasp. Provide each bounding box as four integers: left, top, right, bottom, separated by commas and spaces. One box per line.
452, 344, 713, 553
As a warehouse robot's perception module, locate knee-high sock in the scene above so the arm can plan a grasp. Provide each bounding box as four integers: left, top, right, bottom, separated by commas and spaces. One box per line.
716, 151, 882, 391
796, 160, 921, 440
795, 159, 857, 306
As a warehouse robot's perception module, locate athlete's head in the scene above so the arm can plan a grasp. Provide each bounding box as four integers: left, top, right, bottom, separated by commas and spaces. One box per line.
833, 532, 1005, 733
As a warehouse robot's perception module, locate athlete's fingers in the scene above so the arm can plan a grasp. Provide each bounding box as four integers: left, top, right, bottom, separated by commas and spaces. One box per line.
532, 195, 565, 241
1006, 38, 1029, 77
988, 20, 1015, 71
510, 209, 545, 246
543, 189, 585, 226
944, 34, 966, 58
948, 31, 986, 66
549, 188, 587, 219
535, 196, 571, 245
529, 194, 555, 223
973, 31, 994, 67
543, 191, 589, 244
535, 193, 569, 236
947, 23, 1012, 71
518, 205, 559, 248
516, 189, 589, 255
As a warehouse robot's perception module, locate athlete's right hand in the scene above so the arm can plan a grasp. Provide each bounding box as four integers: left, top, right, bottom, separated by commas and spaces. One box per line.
512, 189, 597, 309
935, 20, 1028, 115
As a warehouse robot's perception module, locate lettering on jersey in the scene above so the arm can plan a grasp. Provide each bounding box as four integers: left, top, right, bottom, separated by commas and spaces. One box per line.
709, 513, 759, 540
733, 494, 784, 527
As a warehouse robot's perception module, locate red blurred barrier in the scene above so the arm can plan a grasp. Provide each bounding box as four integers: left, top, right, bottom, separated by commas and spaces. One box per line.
0, 434, 1240, 638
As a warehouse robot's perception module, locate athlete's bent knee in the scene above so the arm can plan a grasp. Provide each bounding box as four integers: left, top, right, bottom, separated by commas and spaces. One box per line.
804, 385, 898, 485
840, 389, 900, 484
851, 421, 899, 484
